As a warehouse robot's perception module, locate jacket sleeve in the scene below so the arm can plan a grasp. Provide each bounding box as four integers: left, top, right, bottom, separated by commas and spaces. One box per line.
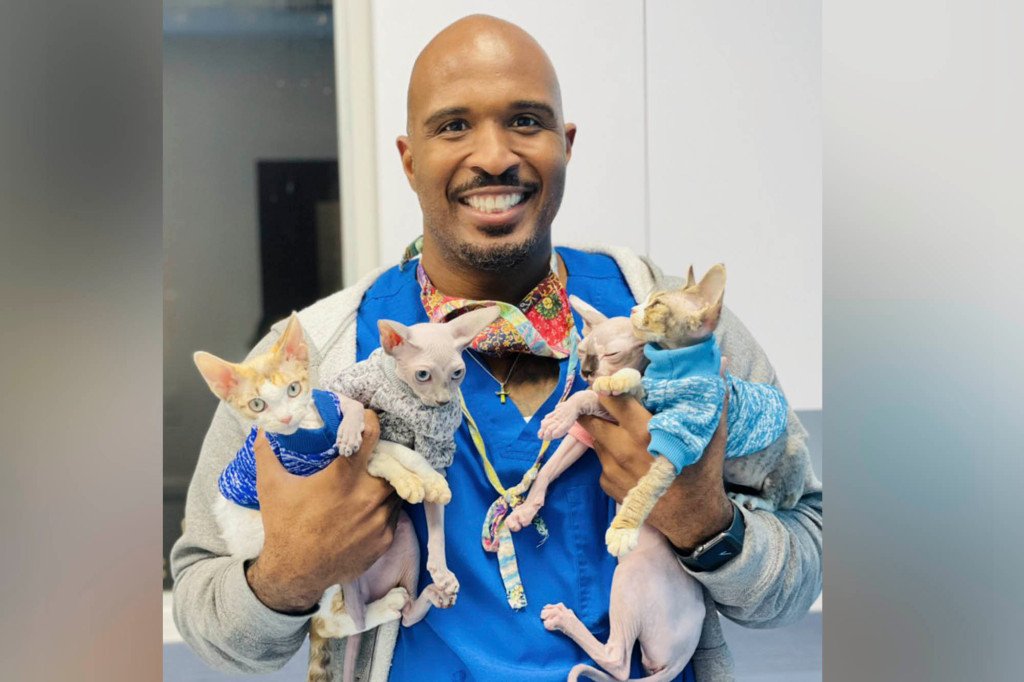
169, 330, 312, 673
682, 307, 823, 627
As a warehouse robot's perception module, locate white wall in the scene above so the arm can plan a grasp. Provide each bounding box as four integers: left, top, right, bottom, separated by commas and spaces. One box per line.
364, 2, 821, 410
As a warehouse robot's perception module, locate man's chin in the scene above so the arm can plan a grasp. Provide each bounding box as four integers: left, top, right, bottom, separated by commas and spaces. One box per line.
455, 229, 543, 272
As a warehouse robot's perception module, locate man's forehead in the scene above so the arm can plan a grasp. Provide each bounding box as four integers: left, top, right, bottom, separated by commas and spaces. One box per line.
407, 19, 562, 125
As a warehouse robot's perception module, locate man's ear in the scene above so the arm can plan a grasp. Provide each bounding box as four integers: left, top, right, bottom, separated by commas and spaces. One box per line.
563, 123, 577, 162
397, 136, 415, 189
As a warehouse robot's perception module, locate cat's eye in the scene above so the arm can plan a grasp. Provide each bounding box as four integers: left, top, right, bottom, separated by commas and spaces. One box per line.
415, 369, 431, 382
286, 381, 301, 397
248, 398, 266, 412
451, 368, 465, 380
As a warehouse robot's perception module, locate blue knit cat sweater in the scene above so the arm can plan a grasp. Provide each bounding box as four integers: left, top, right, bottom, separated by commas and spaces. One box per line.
218, 389, 343, 509
642, 338, 788, 474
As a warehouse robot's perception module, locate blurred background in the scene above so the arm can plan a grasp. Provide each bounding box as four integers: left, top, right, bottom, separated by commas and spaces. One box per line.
163, 1, 821, 679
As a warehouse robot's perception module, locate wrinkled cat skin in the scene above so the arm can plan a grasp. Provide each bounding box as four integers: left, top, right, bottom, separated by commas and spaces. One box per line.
507, 295, 705, 682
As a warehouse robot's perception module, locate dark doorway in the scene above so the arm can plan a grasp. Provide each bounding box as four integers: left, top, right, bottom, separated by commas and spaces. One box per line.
254, 159, 342, 344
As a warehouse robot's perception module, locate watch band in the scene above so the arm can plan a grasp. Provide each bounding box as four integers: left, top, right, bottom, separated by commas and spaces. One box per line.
676, 501, 746, 573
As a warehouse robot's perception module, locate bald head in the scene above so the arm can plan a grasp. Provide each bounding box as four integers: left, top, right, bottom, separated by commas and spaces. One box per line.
406, 15, 564, 133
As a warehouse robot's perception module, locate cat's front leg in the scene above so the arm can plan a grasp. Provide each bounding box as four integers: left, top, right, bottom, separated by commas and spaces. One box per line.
334, 393, 366, 456
537, 391, 599, 441
592, 368, 644, 398
424, 501, 458, 607
606, 455, 676, 557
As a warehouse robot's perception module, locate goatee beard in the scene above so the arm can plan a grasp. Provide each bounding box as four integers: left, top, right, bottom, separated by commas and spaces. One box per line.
456, 234, 541, 272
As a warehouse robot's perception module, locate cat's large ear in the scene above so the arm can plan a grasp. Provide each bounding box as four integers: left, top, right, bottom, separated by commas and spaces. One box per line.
568, 295, 608, 336
379, 319, 414, 355
446, 306, 501, 350
274, 312, 308, 362
696, 263, 726, 307
685, 265, 697, 289
193, 351, 241, 401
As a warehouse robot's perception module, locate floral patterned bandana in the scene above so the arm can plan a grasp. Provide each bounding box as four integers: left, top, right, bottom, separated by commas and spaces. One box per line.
416, 260, 579, 359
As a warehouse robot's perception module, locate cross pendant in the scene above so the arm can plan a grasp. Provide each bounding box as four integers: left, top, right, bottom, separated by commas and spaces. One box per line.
496, 386, 509, 404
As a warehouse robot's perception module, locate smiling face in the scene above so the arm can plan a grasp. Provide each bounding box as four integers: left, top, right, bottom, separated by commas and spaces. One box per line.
397, 16, 576, 272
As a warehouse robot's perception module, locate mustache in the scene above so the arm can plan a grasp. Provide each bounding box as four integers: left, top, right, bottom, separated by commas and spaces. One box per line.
450, 170, 539, 199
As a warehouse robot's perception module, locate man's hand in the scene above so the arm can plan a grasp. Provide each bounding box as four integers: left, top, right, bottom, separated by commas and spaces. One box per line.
245, 410, 401, 613
578, 365, 734, 554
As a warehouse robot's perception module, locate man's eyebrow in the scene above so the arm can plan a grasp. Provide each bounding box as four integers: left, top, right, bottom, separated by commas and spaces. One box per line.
423, 106, 469, 132
511, 100, 556, 119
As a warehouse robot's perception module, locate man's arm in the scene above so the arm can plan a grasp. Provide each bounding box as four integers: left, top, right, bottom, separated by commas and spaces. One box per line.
169, 400, 310, 673
700, 307, 821, 627
170, 328, 399, 673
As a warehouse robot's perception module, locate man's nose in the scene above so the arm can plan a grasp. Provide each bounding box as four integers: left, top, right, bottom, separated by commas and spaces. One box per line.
470, 124, 519, 177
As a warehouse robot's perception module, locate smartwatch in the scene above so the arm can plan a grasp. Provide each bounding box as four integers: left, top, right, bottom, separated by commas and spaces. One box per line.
675, 502, 746, 573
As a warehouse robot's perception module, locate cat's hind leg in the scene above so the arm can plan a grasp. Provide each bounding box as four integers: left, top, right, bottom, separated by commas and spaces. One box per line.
375, 440, 451, 504
541, 603, 631, 681
367, 445, 426, 504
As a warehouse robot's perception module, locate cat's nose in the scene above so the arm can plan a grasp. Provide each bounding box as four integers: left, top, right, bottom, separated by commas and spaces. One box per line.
279, 415, 292, 425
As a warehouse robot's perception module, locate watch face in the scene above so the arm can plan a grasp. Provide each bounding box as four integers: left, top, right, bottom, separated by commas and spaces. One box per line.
700, 538, 741, 566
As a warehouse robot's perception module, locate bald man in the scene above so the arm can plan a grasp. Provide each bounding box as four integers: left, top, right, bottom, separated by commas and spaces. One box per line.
170, 15, 822, 682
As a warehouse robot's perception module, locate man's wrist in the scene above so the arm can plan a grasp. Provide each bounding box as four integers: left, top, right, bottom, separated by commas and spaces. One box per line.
673, 501, 746, 572
245, 558, 321, 615
665, 493, 735, 554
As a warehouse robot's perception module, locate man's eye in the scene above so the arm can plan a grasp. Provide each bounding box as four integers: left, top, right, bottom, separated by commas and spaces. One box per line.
440, 120, 468, 134
511, 115, 540, 128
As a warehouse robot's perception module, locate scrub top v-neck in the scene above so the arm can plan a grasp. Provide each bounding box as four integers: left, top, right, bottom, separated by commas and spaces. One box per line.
353, 247, 694, 682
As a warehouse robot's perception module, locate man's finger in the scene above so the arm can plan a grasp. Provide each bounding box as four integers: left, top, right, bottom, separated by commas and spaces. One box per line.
576, 414, 615, 448
594, 394, 651, 438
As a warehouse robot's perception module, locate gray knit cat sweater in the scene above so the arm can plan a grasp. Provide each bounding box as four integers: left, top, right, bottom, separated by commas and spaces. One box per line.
327, 347, 461, 470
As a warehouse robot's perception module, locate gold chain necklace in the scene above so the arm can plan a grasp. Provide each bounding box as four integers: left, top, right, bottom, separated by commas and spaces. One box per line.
466, 351, 522, 404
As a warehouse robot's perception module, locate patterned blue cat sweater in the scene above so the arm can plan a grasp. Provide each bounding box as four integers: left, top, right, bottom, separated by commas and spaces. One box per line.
642, 338, 788, 474
218, 389, 343, 509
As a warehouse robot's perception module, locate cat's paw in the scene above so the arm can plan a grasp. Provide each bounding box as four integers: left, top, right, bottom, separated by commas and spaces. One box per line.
422, 472, 452, 505
605, 526, 641, 557
540, 603, 577, 633
313, 611, 358, 639
537, 403, 578, 441
386, 470, 426, 504
426, 563, 459, 608
423, 583, 457, 610
381, 586, 410, 612
506, 500, 542, 532
335, 420, 364, 456
728, 491, 776, 512
593, 369, 642, 396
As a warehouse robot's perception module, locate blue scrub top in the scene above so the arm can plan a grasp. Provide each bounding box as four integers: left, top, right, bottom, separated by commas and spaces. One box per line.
355, 247, 694, 682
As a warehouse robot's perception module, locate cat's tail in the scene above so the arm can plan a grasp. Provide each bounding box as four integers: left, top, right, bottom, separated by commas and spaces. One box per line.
307, 628, 332, 682
568, 660, 689, 682
342, 631, 362, 682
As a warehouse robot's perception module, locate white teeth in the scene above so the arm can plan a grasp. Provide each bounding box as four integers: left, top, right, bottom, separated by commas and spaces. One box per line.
465, 193, 524, 213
